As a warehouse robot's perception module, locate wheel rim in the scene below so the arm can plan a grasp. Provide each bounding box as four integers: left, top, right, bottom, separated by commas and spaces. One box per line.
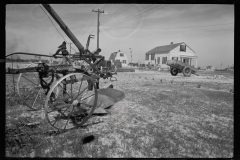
185, 68, 191, 74
172, 68, 178, 74
45, 73, 98, 131
17, 63, 53, 110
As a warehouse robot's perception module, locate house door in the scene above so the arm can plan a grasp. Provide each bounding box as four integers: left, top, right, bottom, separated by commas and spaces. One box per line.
157, 57, 160, 64
183, 58, 189, 65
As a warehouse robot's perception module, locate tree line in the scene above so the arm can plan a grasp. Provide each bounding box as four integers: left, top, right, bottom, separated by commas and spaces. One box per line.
5, 58, 59, 64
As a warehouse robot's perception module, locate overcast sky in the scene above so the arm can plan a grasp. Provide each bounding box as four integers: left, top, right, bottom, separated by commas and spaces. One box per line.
6, 4, 234, 69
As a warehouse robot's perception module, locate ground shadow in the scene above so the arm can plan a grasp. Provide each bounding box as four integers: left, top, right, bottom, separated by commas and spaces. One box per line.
81, 135, 95, 144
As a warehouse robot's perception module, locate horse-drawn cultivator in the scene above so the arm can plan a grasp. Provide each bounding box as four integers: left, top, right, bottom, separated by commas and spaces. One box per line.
6, 4, 125, 131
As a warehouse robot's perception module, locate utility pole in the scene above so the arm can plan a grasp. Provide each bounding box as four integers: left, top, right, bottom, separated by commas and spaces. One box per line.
92, 9, 105, 49
129, 48, 132, 63
69, 42, 73, 54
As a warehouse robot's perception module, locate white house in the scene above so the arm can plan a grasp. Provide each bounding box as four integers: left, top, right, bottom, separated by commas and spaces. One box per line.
109, 50, 129, 67
145, 42, 198, 69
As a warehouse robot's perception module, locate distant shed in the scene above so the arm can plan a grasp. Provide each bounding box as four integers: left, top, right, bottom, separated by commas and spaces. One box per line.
109, 50, 128, 67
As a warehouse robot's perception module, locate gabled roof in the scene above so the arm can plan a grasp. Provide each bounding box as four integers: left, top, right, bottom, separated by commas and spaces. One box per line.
109, 52, 118, 61
145, 42, 195, 55
108, 51, 128, 61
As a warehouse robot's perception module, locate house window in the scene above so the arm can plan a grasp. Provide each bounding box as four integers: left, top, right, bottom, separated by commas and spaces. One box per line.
151, 54, 155, 60
122, 60, 126, 64
162, 57, 167, 64
180, 45, 186, 52
157, 57, 160, 64
172, 57, 178, 60
120, 53, 124, 57
145, 54, 149, 60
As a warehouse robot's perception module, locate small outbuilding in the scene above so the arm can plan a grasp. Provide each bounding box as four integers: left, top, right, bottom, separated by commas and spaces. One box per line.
145, 42, 198, 70
109, 50, 128, 67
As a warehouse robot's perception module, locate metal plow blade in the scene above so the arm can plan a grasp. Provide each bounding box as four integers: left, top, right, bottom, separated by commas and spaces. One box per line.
81, 88, 125, 114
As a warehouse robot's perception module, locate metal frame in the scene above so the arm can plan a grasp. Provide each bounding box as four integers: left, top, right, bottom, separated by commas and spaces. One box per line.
5, 4, 117, 99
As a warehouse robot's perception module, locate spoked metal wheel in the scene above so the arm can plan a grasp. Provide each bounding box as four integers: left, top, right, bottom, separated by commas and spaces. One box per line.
45, 73, 98, 131
17, 63, 54, 110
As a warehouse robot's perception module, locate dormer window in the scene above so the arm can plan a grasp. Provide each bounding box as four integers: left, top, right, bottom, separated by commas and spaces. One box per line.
120, 53, 124, 57
180, 45, 186, 52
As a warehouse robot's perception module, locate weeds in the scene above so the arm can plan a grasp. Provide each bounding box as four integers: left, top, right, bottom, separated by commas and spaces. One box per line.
6, 116, 42, 156
5, 71, 233, 158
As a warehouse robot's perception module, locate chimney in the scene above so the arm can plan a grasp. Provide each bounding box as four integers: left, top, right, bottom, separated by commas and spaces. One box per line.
170, 42, 173, 44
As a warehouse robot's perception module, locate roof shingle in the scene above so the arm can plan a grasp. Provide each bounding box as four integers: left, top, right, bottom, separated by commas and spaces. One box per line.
145, 42, 184, 55
108, 52, 118, 61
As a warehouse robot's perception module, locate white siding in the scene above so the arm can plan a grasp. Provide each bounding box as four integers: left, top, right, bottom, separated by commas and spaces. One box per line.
145, 54, 155, 65
144, 42, 197, 68
114, 52, 128, 67
170, 43, 195, 57
155, 53, 170, 68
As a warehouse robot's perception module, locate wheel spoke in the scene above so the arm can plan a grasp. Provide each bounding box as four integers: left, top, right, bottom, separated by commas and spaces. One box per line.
80, 94, 95, 101
61, 104, 73, 115
47, 103, 71, 113
21, 75, 38, 86
51, 118, 58, 126
24, 87, 38, 100
57, 83, 72, 98
31, 88, 41, 108
79, 102, 93, 108
76, 75, 84, 99
71, 83, 73, 98
64, 106, 75, 130
78, 87, 88, 98
32, 72, 38, 80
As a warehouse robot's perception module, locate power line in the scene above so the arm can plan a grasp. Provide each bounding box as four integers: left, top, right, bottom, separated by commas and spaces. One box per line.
101, 4, 128, 22
79, 4, 99, 41
101, 4, 132, 24
80, 16, 98, 42
102, 4, 152, 25
106, 4, 169, 28
38, 4, 77, 53
102, 22, 234, 30
104, 4, 156, 26
80, 4, 98, 33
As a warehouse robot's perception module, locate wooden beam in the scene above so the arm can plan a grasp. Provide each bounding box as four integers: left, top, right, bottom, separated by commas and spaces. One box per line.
42, 4, 84, 52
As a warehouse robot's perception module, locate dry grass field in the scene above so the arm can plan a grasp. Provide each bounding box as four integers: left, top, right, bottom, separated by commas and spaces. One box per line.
6, 69, 234, 158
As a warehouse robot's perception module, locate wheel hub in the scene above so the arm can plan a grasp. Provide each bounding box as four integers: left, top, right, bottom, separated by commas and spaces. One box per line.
72, 99, 79, 105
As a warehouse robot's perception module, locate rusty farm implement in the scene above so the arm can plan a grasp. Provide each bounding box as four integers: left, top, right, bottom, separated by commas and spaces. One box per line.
5, 4, 125, 131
